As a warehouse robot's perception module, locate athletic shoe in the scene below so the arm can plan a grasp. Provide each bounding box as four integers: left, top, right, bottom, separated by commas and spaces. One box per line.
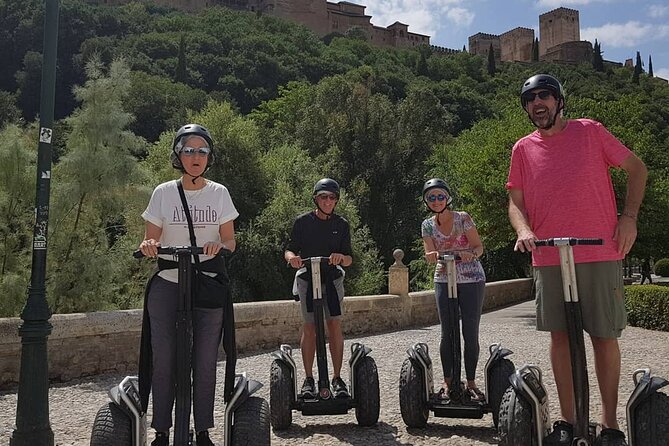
544, 420, 573, 445
595, 428, 628, 446
301, 376, 316, 398
151, 432, 169, 446
196, 430, 215, 446
332, 376, 349, 398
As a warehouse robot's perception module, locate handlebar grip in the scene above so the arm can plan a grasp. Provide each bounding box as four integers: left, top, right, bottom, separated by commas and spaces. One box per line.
535, 238, 603, 247
133, 247, 230, 258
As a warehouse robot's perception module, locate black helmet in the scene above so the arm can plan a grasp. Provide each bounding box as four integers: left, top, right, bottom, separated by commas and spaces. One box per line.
171, 123, 215, 171
422, 178, 453, 207
313, 178, 340, 198
520, 74, 564, 108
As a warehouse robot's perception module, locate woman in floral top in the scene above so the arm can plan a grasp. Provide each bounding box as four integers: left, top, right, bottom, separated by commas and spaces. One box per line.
421, 178, 486, 402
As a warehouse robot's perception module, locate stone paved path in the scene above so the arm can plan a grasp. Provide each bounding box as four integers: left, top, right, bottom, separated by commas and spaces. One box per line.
1, 300, 668, 445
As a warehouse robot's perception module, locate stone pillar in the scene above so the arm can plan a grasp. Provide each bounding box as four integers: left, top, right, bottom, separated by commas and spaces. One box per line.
388, 249, 409, 296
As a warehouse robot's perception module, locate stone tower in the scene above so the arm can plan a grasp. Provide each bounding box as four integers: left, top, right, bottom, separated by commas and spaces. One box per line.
539, 7, 580, 57
500, 27, 534, 62
259, 0, 329, 35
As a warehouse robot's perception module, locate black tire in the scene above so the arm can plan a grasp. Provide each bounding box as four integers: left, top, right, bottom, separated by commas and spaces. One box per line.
354, 355, 380, 426
231, 396, 271, 445
633, 391, 669, 445
270, 359, 293, 430
398, 358, 429, 428
497, 385, 537, 446
90, 402, 132, 446
487, 358, 515, 428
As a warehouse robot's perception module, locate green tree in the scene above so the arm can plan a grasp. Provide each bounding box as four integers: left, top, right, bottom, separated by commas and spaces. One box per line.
487, 43, 496, 76
648, 55, 653, 78
593, 39, 604, 72
0, 91, 21, 128
0, 124, 36, 316
532, 38, 539, 62
175, 33, 187, 83
48, 58, 148, 313
632, 51, 643, 84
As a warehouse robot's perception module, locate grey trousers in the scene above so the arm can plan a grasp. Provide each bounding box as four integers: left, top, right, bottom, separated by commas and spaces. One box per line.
147, 276, 224, 432
435, 281, 485, 381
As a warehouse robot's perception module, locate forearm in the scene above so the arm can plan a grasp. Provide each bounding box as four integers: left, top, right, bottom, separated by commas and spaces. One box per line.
508, 196, 532, 234
621, 159, 648, 219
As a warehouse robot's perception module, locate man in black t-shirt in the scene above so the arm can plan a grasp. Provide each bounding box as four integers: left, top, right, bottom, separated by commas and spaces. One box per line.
284, 178, 353, 399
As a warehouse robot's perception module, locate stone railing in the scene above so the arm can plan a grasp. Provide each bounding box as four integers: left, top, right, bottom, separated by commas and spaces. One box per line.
0, 250, 532, 387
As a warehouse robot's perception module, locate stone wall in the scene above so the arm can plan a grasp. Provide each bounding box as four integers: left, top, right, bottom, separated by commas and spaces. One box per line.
0, 278, 532, 387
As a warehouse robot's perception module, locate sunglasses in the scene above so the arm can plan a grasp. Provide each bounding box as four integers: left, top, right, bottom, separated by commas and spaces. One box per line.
317, 194, 338, 201
181, 146, 210, 156
427, 194, 448, 202
522, 90, 554, 103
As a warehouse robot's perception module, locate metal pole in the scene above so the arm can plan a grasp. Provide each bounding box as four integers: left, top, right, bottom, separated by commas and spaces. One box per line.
10, 0, 59, 444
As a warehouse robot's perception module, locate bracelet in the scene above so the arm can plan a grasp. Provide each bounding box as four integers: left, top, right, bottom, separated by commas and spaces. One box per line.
621, 211, 637, 221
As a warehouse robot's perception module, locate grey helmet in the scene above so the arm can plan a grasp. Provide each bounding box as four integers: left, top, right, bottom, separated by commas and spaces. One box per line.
520, 74, 565, 109
312, 178, 340, 198
170, 123, 214, 171
422, 178, 453, 207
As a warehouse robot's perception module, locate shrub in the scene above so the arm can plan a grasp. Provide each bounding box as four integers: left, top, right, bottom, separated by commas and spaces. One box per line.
654, 258, 669, 277
625, 285, 669, 331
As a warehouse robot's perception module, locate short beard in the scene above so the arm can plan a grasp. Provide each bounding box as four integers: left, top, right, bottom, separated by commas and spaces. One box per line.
532, 108, 558, 130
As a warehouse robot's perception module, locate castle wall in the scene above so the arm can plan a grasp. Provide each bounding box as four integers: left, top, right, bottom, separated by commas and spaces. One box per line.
468, 32, 501, 62
539, 7, 579, 57
500, 27, 534, 62
542, 40, 593, 65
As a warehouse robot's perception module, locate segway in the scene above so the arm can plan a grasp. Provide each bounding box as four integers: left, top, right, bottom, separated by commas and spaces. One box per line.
497, 237, 669, 446
90, 246, 270, 446
269, 256, 380, 430
398, 252, 516, 428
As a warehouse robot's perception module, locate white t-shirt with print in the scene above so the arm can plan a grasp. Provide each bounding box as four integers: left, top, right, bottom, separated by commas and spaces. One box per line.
142, 179, 239, 282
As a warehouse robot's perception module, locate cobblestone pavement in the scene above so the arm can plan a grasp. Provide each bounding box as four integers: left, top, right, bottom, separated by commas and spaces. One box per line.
1, 300, 668, 445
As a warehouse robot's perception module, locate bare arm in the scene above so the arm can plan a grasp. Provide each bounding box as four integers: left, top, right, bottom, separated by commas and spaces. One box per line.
508, 188, 537, 252
423, 236, 439, 263
138, 222, 162, 257
614, 153, 648, 255
462, 226, 483, 262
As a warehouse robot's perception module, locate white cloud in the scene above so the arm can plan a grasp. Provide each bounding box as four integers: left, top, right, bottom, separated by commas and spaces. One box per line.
648, 4, 669, 18
361, 0, 473, 36
582, 21, 669, 48
655, 68, 669, 81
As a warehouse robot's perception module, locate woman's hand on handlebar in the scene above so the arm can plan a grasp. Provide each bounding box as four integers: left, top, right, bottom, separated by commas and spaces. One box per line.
459, 251, 477, 262
139, 239, 160, 258
203, 241, 228, 257
424, 251, 439, 264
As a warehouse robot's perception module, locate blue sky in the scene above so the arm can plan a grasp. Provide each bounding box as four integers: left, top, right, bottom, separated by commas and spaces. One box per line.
359, 0, 669, 80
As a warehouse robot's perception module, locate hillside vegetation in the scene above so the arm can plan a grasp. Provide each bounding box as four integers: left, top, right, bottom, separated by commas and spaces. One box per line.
0, 1, 668, 316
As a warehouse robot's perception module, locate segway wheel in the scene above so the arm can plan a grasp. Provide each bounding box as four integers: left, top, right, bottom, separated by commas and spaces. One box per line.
90, 402, 132, 446
488, 358, 515, 428
354, 355, 380, 427
231, 396, 270, 445
498, 385, 537, 446
633, 391, 669, 445
399, 357, 429, 428
270, 359, 293, 430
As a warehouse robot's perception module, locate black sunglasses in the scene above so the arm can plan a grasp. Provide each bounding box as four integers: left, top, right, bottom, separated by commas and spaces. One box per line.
522, 90, 554, 103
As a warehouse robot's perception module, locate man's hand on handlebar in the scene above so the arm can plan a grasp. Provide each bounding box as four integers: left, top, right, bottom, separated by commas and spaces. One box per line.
139, 239, 160, 258
329, 253, 346, 266
288, 255, 303, 269
514, 229, 537, 253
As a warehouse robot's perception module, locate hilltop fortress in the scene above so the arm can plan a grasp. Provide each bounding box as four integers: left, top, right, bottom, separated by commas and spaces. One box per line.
94, 0, 592, 63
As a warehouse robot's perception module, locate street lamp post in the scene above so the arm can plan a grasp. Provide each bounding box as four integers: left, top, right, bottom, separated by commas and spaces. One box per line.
10, 0, 60, 444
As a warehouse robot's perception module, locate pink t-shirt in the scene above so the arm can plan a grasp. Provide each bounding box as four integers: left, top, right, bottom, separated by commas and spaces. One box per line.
506, 119, 632, 266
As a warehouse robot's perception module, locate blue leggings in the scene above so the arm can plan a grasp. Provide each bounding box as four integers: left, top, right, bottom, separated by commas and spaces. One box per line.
435, 281, 485, 381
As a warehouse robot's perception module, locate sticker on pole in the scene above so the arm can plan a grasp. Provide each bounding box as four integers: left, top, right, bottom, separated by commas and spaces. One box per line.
40, 127, 53, 144
33, 235, 47, 250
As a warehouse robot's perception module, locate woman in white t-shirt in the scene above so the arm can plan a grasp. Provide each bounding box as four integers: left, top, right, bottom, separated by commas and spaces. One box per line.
138, 124, 238, 446
421, 178, 486, 403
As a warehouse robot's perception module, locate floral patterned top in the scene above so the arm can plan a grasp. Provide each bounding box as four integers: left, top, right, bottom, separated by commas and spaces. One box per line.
421, 211, 486, 284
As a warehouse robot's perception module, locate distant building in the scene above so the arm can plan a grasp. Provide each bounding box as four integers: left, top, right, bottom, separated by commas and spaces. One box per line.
469, 7, 592, 65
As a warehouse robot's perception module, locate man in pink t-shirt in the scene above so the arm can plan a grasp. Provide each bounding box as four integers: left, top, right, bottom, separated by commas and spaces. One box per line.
506, 74, 647, 446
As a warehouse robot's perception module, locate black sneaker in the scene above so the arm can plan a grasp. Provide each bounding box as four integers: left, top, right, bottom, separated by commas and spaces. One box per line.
595, 428, 628, 446
544, 420, 573, 445
301, 376, 316, 398
332, 376, 349, 398
196, 430, 215, 446
151, 432, 169, 446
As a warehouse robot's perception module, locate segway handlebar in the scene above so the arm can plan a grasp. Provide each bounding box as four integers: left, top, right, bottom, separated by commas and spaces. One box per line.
133, 246, 232, 258
437, 252, 463, 261
534, 237, 603, 247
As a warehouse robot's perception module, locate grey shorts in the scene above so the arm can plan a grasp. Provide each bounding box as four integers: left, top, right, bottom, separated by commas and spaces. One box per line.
534, 260, 626, 338
299, 288, 343, 324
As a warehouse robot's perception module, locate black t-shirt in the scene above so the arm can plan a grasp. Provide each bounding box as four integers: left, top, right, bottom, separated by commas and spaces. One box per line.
286, 211, 352, 259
